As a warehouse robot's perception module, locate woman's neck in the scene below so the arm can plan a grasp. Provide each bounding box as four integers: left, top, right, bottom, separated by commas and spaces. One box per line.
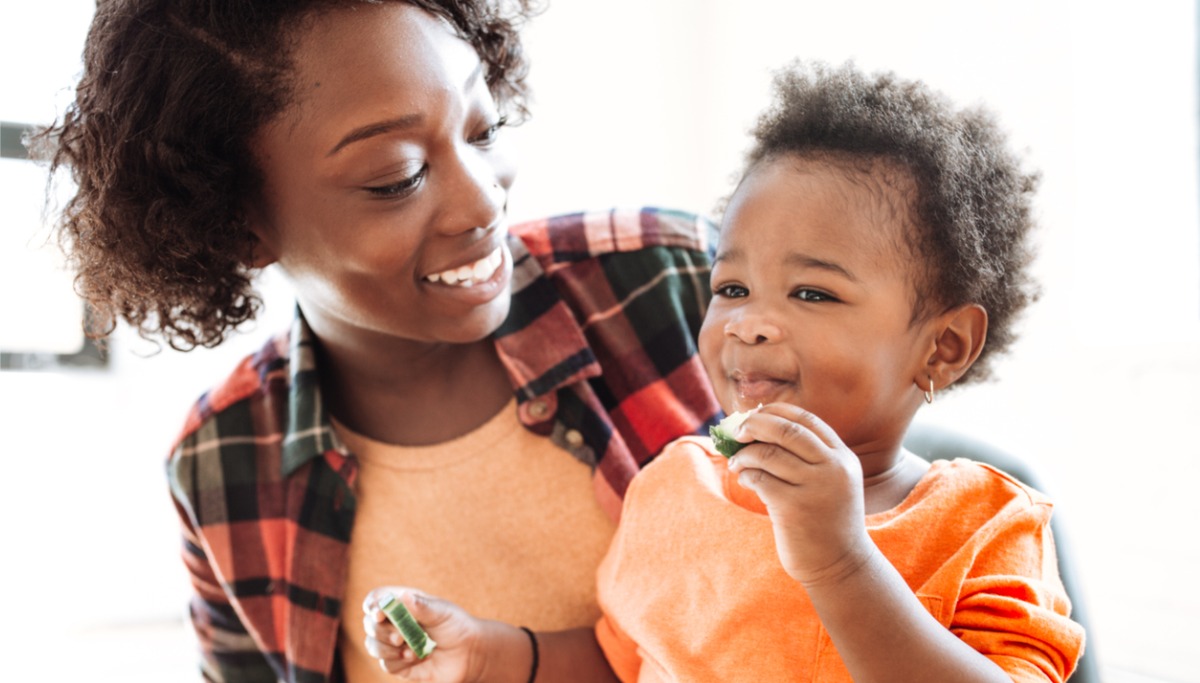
314, 332, 513, 447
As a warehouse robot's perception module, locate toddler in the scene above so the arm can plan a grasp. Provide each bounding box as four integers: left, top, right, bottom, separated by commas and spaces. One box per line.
360, 61, 1085, 683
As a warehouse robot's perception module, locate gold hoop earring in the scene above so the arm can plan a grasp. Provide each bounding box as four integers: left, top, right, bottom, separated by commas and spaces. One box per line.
924, 378, 935, 405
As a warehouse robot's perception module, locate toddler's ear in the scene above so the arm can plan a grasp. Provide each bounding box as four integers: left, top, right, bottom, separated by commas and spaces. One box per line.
919, 304, 987, 392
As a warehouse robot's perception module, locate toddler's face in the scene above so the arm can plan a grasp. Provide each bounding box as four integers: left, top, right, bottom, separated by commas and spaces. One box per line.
700, 156, 936, 449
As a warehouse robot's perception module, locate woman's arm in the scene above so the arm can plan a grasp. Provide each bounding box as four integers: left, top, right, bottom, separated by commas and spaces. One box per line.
173, 499, 279, 682
364, 590, 618, 683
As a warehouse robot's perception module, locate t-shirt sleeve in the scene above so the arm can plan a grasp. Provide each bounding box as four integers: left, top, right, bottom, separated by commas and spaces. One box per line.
595, 612, 643, 683
950, 501, 1086, 683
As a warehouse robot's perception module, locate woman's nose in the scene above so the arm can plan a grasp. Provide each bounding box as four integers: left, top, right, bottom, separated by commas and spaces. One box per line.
724, 311, 783, 345
440, 147, 510, 234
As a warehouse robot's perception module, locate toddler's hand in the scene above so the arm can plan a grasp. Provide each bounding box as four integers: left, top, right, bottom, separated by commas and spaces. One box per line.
363, 588, 481, 682
726, 403, 874, 586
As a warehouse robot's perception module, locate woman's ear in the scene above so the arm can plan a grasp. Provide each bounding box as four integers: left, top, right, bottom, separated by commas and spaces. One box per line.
242, 208, 279, 269
917, 303, 988, 394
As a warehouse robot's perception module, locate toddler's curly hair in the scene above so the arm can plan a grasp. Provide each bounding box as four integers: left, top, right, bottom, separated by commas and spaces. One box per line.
744, 61, 1040, 386
35, 0, 536, 350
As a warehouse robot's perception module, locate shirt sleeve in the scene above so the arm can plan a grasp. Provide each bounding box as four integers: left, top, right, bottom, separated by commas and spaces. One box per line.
950, 502, 1086, 683
170, 449, 278, 682
595, 612, 643, 683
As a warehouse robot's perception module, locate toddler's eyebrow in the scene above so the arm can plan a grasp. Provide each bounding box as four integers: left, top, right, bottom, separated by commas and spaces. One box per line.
715, 247, 858, 282
784, 252, 858, 282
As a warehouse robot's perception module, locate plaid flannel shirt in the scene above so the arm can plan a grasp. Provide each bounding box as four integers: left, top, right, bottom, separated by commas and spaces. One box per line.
168, 207, 722, 682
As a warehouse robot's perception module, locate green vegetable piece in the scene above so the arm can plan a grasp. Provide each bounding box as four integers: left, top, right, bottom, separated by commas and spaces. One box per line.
379, 593, 438, 659
709, 408, 756, 458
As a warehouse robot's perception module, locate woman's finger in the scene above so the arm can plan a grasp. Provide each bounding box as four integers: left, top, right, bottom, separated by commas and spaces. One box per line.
363, 612, 404, 648
364, 632, 408, 661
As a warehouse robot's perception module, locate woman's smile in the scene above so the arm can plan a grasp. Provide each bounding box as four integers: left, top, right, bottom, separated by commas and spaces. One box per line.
418, 238, 513, 306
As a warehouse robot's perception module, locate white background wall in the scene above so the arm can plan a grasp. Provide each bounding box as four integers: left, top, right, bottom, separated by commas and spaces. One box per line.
2, 1, 1197, 681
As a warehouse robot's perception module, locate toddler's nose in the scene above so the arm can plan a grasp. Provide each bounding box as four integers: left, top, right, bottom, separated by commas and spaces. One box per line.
724, 314, 782, 345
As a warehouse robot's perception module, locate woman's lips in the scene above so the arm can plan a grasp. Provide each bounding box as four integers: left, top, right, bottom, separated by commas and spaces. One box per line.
419, 243, 511, 306
423, 243, 504, 287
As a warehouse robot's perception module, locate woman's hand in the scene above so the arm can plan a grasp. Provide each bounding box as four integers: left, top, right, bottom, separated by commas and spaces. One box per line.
363, 588, 484, 682
725, 402, 875, 586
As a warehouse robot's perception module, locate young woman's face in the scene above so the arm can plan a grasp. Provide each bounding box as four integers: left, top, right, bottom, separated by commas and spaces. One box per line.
250, 3, 516, 347
700, 156, 935, 451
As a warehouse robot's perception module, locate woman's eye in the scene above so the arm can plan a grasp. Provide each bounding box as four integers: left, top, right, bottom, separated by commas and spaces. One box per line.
793, 288, 836, 302
365, 166, 427, 199
470, 116, 508, 147
714, 284, 748, 298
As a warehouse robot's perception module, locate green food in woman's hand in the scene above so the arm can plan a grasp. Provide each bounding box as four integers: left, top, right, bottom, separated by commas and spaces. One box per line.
709, 407, 758, 458
379, 593, 438, 659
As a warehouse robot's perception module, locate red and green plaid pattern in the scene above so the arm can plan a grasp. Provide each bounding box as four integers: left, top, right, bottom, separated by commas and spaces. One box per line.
168, 207, 721, 682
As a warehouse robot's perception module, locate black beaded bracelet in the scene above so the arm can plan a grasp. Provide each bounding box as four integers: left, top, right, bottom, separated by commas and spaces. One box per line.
518, 626, 539, 683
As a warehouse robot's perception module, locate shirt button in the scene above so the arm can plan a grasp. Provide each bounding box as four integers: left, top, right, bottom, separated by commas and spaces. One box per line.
529, 399, 550, 420
565, 429, 584, 449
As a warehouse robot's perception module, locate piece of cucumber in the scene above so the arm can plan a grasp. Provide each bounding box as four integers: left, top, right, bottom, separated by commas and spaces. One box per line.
379, 592, 438, 659
709, 407, 757, 458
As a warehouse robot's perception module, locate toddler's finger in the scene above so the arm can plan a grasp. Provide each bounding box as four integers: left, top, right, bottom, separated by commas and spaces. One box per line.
759, 403, 843, 449
728, 440, 812, 484
735, 463, 792, 502
738, 410, 829, 466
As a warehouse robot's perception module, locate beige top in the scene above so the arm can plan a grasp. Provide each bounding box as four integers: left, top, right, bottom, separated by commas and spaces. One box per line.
336, 398, 617, 682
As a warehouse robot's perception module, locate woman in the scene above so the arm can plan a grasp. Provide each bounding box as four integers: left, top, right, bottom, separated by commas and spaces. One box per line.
41, 1, 718, 681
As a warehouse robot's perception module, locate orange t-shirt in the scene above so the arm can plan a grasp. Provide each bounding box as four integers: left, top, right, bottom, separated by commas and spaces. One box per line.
595, 437, 1084, 683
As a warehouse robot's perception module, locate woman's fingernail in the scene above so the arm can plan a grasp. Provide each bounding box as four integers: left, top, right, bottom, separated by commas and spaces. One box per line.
727, 455, 739, 469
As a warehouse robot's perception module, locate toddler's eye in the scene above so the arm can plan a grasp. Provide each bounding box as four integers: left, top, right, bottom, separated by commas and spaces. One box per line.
793, 288, 836, 302
714, 284, 748, 298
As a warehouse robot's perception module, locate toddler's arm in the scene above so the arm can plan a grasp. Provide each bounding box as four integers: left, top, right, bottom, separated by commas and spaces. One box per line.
729, 404, 1013, 683
362, 588, 618, 683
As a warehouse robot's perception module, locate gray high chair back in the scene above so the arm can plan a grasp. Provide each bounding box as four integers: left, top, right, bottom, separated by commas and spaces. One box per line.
903, 422, 1099, 683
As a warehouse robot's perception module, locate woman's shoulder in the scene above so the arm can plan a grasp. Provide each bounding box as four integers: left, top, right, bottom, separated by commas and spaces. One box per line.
167, 329, 295, 518
511, 207, 717, 263
168, 330, 292, 462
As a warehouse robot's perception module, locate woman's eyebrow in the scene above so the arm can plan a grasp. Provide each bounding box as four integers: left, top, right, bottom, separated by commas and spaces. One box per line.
326, 64, 485, 157
327, 113, 424, 157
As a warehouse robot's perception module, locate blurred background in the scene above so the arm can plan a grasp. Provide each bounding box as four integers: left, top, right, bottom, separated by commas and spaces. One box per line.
2, 1, 1196, 681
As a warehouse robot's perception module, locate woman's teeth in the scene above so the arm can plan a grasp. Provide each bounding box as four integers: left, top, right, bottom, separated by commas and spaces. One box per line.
425, 248, 503, 287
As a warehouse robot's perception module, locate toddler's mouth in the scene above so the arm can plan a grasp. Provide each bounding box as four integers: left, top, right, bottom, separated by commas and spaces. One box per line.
730, 371, 790, 408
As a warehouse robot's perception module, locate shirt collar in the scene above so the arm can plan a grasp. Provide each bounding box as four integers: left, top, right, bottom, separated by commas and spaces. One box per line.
493, 233, 602, 402
281, 309, 341, 476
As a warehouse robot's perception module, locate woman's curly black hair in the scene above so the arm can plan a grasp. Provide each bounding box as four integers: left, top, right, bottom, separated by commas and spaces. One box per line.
33, 0, 537, 351
742, 61, 1040, 387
